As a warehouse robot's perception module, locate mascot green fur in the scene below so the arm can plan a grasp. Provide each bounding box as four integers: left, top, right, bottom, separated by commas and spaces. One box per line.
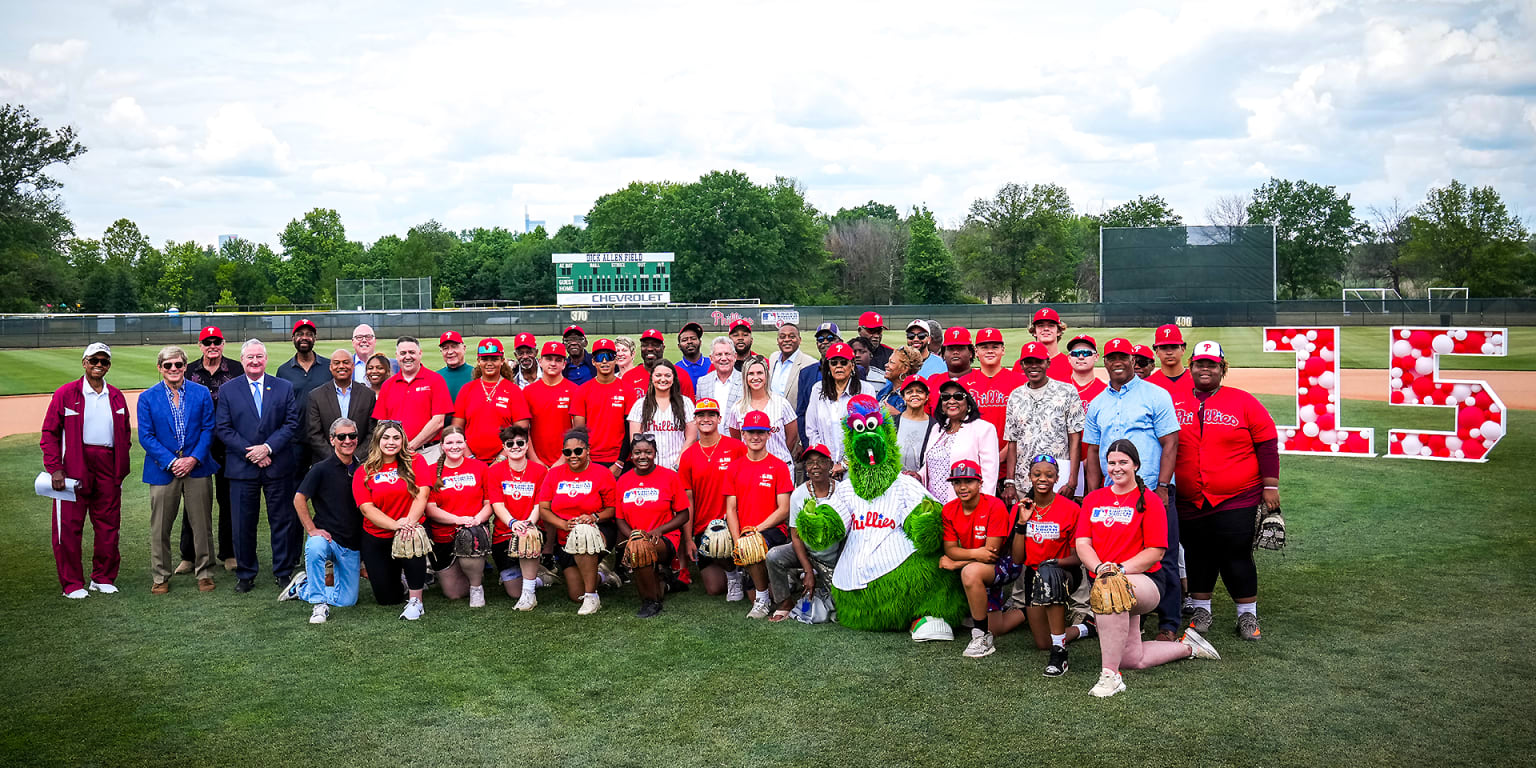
796, 394, 965, 640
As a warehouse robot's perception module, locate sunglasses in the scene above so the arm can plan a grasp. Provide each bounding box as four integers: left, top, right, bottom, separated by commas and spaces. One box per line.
333, 432, 359, 441
200, 339, 223, 346
815, 334, 837, 343
160, 361, 186, 370
503, 439, 527, 448
906, 331, 929, 339
86, 357, 112, 366
1029, 454, 1058, 465
827, 359, 852, 366
1069, 349, 1095, 358
938, 392, 967, 402
561, 447, 586, 457
592, 352, 616, 362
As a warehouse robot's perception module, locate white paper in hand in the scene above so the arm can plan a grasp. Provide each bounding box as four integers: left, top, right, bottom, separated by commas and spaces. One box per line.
34, 472, 79, 502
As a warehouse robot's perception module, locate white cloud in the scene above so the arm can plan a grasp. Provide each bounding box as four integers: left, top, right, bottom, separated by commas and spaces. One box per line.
193, 104, 293, 176
103, 96, 179, 148
312, 161, 387, 192
28, 39, 88, 65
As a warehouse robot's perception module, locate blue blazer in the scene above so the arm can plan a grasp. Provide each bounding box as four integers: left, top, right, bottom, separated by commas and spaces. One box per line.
138, 381, 219, 485
214, 374, 301, 481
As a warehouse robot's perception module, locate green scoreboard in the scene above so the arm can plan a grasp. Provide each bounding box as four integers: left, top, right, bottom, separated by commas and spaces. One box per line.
553, 252, 674, 306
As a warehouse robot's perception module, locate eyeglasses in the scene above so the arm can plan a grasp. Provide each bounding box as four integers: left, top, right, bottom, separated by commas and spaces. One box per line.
353, 334, 375, 341
906, 332, 929, 340
938, 392, 967, 402
86, 357, 112, 366
827, 359, 852, 367
561, 447, 586, 457
333, 432, 359, 441
592, 352, 616, 362
160, 361, 186, 370
503, 439, 527, 448
1069, 349, 1095, 358
200, 339, 223, 346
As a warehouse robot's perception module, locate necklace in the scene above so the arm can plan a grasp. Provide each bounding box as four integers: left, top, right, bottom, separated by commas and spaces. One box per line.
697, 437, 722, 461
480, 377, 501, 401
1032, 497, 1053, 521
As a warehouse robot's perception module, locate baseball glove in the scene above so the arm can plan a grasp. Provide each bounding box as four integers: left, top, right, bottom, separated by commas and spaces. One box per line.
564, 522, 607, 555
699, 518, 734, 559
453, 523, 491, 558
1254, 505, 1286, 552
733, 526, 768, 566
622, 530, 658, 569
391, 522, 431, 559
510, 520, 544, 560
1089, 564, 1136, 614
1029, 561, 1072, 606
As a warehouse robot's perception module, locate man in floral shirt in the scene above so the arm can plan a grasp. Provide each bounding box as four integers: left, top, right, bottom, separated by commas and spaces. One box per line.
1000, 342, 1083, 504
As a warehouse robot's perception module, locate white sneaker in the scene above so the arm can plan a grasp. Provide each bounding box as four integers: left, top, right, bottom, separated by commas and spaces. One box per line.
279, 571, 308, 602
962, 628, 996, 658
309, 604, 330, 624
746, 596, 772, 619
725, 573, 745, 602
577, 593, 601, 615
88, 581, 118, 594
468, 585, 486, 608
514, 591, 537, 611
1181, 627, 1221, 660
1090, 668, 1126, 698
399, 597, 424, 621
63, 588, 89, 599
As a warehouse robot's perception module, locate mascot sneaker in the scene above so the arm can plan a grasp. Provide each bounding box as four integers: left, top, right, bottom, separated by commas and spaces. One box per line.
1181, 627, 1221, 660
962, 628, 996, 658
1090, 669, 1126, 698
910, 616, 954, 642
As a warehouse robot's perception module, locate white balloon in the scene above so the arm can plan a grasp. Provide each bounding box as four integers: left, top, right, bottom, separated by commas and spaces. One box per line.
1452, 384, 1472, 401
1264, 340, 1277, 352
1405, 396, 1419, 405
1390, 377, 1402, 390
1330, 443, 1341, 452
1392, 340, 1413, 358
1325, 403, 1336, 413
1490, 404, 1501, 415
1399, 329, 1411, 339
1298, 386, 1309, 397
1480, 421, 1504, 441
1446, 436, 1462, 452
1472, 384, 1483, 393
1319, 371, 1336, 390
1305, 330, 1316, 340
1470, 428, 1481, 439
1308, 376, 1318, 387
1284, 428, 1296, 439
1432, 334, 1454, 354
1420, 447, 1432, 457
1454, 450, 1465, 459
1411, 349, 1422, 358
1481, 343, 1494, 355
1391, 366, 1403, 378
1302, 422, 1320, 438
1401, 436, 1423, 454
1414, 357, 1435, 376
1300, 404, 1318, 423
1320, 347, 1335, 362
1452, 329, 1467, 341
1491, 333, 1505, 346
1320, 429, 1337, 444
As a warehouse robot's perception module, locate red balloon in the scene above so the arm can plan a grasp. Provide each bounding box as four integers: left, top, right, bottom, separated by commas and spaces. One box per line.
1461, 331, 1486, 351
1463, 440, 1488, 460
1391, 390, 1405, 404
1302, 356, 1327, 377
1317, 413, 1336, 431
1457, 406, 1485, 438
1411, 376, 1437, 398
1423, 434, 1447, 454
1470, 390, 1494, 410
1343, 432, 1371, 453
1408, 330, 1433, 349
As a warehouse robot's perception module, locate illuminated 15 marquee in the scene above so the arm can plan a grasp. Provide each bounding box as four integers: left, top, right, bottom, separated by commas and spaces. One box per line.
554, 252, 674, 307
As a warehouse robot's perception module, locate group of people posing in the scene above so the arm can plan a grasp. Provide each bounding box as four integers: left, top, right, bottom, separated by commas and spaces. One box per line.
41, 309, 1279, 691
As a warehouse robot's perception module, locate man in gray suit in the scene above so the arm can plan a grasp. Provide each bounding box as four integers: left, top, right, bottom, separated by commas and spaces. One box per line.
769, 323, 818, 409
306, 349, 376, 460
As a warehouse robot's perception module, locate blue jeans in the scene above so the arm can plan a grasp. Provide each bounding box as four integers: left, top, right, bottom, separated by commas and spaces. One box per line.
301, 535, 360, 607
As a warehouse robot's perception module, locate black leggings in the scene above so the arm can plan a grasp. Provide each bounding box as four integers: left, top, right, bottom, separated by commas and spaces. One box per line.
1182, 503, 1258, 600
359, 534, 427, 606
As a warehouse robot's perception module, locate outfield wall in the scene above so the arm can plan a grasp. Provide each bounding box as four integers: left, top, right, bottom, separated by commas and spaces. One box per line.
3, 298, 1535, 349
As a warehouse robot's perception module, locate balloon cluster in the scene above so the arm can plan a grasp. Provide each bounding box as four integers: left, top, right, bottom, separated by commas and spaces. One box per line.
1387, 327, 1507, 462
1264, 327, 1375, 455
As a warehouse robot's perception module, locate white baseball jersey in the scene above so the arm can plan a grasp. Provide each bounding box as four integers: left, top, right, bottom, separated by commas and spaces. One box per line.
628, 398, 696, 471
828, 474, 934, 591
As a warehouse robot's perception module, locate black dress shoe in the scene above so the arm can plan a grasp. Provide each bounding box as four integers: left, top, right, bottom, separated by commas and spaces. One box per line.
234, 578, 255, 593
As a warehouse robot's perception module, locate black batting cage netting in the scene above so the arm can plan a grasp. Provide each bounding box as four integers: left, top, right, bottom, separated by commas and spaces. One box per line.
1100, 225, 1276, 303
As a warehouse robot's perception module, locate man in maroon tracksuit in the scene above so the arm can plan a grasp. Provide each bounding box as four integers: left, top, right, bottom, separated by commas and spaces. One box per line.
40, 343, 133, 598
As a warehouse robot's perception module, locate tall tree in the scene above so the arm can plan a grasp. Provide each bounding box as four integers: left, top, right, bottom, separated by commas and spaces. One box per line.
1098, 194, 1183, 228
584, 181, 677, 252
829, 200, 900, 225
277, 208, 355, 305
1403, 180, 1532, 296
0, 105, 87, 312
902, 207, 963, 304
1350, 200, 1416, 294
960, 182, 1079, 303
1205, 194, 1250, 227
1246, 178, 1358, 299
826, 216, 905, 305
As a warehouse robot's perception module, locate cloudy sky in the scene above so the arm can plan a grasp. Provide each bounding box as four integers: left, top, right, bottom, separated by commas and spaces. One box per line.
3, 0, 1534, 249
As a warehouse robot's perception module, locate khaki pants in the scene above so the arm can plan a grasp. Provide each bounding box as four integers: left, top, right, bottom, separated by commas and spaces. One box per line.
150, 476, 214, 583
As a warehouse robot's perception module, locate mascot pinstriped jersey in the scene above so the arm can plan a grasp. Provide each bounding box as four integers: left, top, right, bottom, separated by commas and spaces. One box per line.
796, 394, 965, 640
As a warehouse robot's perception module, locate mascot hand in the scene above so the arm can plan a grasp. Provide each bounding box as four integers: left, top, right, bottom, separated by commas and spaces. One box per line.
902, 498, 945, 554
796, 500, 846, 552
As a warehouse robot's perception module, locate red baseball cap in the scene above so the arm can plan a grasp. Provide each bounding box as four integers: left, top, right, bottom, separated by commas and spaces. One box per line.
199, 326, 224, 342
438, 330, 463, 346
801, 443, 833, 461
729, 318, 753, 332
1132, 344, 1154, 360
942, 327, 972, 347
740, 410, 772, 431
899, 374, 930, 392
477, 338, 504, 356
562, 325, 586, 337
1067, 334, 1097, 351
292, 318, 317, 334
1018, 342, 1049, 361
1191, 340, 1225, 363
1031, 307, 1063, 327
1154, 324, 1185, 346
513, 333, 536, 350
591, 338, 617, 353
858, 311, 886, 329
694, 397, 722, 412
947, 459, 983, 481
640, 328, 664, 342
975, 328, 1004, 345
1103, 338, 1134, 356
540, 341, 568, 358
825, 342, 854, 360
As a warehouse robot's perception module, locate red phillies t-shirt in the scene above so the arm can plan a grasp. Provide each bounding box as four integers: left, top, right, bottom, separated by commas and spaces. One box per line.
486, 459, 546, 543
621, 365, 696, 404
537, 462, 617, 544
373, 369, 453, 445
941, 494, 1014, 550
1147, 369, 1194, 397
960, 367, 1026, 452
1072, 376, 1108, 415
427, 458, 490, 543
678, 437, 747, 535
523, 378, 580, 466
616, 466, 689, 548
1077, 486, 1168, 575
573, 377, 634, 463
1012, 352, 1073, 382
1171, 386, 1278, 509
724, 453, 792, 532
1017, 496, 1082, 566
353, 454, 434, 539
454, 379, 532, 462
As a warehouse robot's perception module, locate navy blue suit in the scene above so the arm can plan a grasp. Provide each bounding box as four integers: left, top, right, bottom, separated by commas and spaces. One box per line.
215, 373, 302, 582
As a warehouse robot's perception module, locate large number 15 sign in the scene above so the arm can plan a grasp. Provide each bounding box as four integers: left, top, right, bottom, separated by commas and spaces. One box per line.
1264, 326, 1508, 462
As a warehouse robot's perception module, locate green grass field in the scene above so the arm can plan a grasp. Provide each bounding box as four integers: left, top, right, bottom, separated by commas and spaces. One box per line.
1, 395, 1532, 767
2, 326, 1532, 396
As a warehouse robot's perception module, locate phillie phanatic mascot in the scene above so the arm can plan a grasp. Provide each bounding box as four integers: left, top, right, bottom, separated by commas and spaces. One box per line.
796, 394, 965, 640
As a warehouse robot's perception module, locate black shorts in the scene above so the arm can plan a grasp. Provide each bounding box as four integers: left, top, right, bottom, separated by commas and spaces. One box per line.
615, 535, 678, 570
696, 526, 788, 568
554, 519, 617, 570
429, 541, 456, 571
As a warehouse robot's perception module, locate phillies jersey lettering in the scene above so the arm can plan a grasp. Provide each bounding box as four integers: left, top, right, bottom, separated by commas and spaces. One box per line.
850, 511, 898, 530
623, 487, 662, 505
557, 480, 593, 497
1026, 520, 1062, 542
1091, 506, 1135, 526
829, 475, 932, 591
501, 480, 535, 500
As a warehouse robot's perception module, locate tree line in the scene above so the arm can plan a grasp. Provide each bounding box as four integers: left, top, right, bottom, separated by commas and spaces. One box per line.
3, 102, 1533, 314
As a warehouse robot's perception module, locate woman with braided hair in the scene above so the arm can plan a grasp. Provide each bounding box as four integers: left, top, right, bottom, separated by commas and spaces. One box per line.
628, 359, 697, 471
614, 434, 689, 618
423, 426, 493, 607
352, 420, 432, 619
1075, 439, 1218, 697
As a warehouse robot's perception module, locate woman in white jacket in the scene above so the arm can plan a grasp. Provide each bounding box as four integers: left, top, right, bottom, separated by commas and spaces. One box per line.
919, 379, 998, 504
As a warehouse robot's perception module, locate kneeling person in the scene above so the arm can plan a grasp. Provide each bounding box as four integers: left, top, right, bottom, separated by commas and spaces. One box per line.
725, 411, 793, 619
939, 460, 1016, 658
615, 434, 689, 618
766, 443, 842, 621
994, 455, 1089, 677
537, 428, 618, 615
292, 417, 365, 623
